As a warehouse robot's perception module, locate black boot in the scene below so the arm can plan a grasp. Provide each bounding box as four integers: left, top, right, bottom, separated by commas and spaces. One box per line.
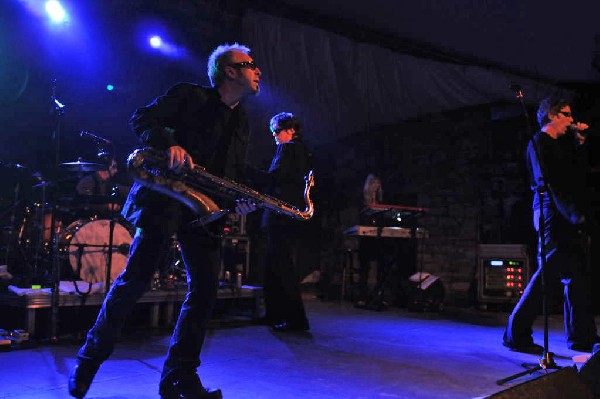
68, 360, 100, 398
272, 319, 310, 332
159, 373, 222, 399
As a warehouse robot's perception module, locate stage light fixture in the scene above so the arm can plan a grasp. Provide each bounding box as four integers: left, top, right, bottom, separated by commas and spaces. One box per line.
106, 84, 114, 91
45, 0, 67, 24
149, 35, 163, 49
148, 36, 184, 58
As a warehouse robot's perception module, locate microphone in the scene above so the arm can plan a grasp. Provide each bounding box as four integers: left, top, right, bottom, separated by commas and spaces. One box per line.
80, 131, 111, 144
116, 244, 130, 256
569, 122, 593, 138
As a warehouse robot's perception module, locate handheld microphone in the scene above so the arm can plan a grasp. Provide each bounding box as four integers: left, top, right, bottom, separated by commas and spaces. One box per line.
80, 131, 111, 144
568, 121, 591, 131
569, 122, 593, 141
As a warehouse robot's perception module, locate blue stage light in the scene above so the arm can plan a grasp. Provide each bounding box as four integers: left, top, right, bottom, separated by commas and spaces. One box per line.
45, 0, 67, 24
106, 84, 114, 91
149, 36, 162, 49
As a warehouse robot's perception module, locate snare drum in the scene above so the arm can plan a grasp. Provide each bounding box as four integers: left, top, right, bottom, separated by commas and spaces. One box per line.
62, 218, 133, 283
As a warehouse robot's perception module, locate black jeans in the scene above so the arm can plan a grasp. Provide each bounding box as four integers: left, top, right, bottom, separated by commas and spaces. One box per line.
77, 225, 221, 384
504, 206, 596, 347
263, 224, 308, 327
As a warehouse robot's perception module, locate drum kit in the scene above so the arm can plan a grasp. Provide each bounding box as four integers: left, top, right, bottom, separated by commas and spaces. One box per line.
1, 158, 133, 289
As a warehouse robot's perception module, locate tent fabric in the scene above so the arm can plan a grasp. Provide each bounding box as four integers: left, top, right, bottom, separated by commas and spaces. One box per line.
242, 10, 570, 146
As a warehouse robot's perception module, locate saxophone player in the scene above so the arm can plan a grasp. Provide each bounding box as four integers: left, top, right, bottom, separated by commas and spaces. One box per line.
69, 43, 260, 399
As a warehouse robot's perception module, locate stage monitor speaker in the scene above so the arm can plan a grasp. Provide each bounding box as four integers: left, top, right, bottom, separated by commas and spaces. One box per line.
486, 366, 592, 399
579, 345, 600, 397
478, 244, 530, 304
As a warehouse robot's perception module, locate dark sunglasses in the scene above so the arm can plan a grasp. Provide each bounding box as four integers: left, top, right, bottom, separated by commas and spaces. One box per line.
228, 61, 259, 70
271, 127, 284, 135
559, 111, 572, 118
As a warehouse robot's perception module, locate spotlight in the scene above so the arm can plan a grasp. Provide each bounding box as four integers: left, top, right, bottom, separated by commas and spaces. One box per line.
149, 35, 162, 49
106, 84, 114, 91
45, 0, 67, 24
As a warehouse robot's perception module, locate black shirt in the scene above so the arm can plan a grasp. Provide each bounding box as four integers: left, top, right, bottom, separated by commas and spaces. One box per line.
261, 139, 313, 228
527, 130, 589, 224
122, 84, 250, 230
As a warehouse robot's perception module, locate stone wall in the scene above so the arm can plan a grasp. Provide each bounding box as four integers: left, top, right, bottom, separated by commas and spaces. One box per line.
314, 103, 533, 305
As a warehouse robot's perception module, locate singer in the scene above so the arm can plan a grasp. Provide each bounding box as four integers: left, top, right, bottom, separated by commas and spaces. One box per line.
503, 97, 599, 353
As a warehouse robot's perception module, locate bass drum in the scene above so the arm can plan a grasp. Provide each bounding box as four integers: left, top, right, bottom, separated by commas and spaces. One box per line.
62, 218, 133, 284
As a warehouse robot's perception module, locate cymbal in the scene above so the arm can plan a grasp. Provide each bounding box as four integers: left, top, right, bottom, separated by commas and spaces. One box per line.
0, 161, 28, 170
60, 160, 104, 172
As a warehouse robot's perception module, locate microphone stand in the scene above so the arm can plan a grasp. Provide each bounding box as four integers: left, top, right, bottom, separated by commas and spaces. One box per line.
48, 79, 66, 342
104, 179, 120, 295
497, 86, 559, 385
51, 79, 66, 166
50, 227, 62, 342
80, 132, 117, 294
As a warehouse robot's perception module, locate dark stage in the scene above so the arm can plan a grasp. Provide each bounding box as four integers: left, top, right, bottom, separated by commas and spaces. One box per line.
2, 1, 600, 398
0, 295, 596, 399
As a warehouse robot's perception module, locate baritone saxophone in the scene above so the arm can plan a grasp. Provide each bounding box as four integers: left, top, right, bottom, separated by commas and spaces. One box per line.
127, 148, 315, 225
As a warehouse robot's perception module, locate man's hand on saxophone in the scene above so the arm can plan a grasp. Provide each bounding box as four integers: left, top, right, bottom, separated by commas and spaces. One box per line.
167, 146, 256, 215
167, 145, 195, 171
235, 198, 257, 215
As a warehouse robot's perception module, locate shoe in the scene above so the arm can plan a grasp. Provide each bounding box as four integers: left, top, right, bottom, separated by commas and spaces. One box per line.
272, 321, 310, 332
568, 335, 600, 352
68, 361, 100, 398
159, 373, 222, 399
502, 341, 544, 355
569, 342, 596, 352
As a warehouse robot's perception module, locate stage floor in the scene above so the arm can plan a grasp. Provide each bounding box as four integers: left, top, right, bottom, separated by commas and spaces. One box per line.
0, 296, 594, 399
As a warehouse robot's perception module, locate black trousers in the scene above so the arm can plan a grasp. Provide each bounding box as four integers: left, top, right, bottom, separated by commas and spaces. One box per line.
263, 224, 309, 327
504, 210, 596, 348
77, 224, 220, 385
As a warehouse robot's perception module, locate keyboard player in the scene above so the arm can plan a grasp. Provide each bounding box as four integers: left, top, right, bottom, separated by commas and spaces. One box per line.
352, 174, 426, 309
355, 174, 384, 308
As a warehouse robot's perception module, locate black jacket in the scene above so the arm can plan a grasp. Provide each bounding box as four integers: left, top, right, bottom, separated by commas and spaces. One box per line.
260, 139, 313, 228
122, 84, 250, 230
527, 130, 589, 227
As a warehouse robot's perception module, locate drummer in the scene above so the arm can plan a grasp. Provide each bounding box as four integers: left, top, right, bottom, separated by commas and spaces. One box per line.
75, 156, 125, 213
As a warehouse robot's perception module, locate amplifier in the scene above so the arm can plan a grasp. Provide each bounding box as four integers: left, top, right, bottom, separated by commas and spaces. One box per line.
478, 244, 531, 304
220, 236, 250, 284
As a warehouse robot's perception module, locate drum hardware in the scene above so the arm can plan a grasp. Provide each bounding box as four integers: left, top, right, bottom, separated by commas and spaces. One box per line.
105, 194, 121, 294
1, 183, 23, 269
2, 146, 128, 338
0, 163, 44, 278
59, 159, 104, 173
160, 235, 186, 289
32, 181, 50, 284
70, 243, 93, 296
56, 195, 122, 219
